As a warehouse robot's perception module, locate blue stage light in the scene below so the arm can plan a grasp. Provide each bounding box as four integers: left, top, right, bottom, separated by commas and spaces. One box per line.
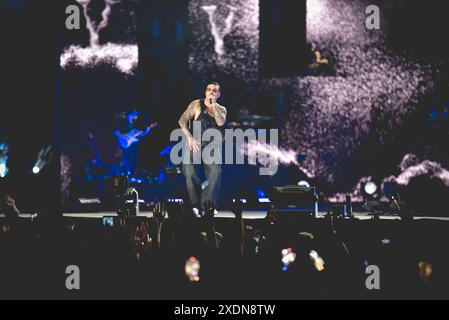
0, 143, 10, 178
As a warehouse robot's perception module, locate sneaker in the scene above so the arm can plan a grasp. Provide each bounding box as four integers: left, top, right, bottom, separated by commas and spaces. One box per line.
192, 207, 202, 218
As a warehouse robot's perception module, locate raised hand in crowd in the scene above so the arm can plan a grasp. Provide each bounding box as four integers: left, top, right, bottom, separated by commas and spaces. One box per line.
152, 202, 167, 249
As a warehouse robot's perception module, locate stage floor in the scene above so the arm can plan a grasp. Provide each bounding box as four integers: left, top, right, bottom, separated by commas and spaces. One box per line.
61, 211, 449, 221
1, 212, 449, 221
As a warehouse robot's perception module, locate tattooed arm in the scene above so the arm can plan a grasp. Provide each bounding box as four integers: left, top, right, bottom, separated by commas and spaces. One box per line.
178, 100, 199, 139
179, 100, 201, 152
210, 103, 227, 127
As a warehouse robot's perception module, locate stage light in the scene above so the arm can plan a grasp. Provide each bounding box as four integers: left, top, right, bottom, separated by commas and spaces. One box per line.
79, 198, 101, 205
364, 181, 378, 196
297, 180, 311, 188
255, 189, 266, 198
0, 163, 7, 178
125, 199, 145, 204
167, 198, 184, 204
0, 143, 9, 178
255, 189, 271, 203
32, 145, 54, 175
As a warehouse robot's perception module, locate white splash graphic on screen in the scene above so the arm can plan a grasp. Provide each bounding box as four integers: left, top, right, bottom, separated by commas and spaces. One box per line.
326, 155, 449, 203
60, 43, 138, 74
385, 154, 449, 187
202, 5, 238, 58
77, 0, 119, 48
277, 0, 436, 187
189, 0, 259, 81
60, 0, 138, 74
241, 140, 315, 178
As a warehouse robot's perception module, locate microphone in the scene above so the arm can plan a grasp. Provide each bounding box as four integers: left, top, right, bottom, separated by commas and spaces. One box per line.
391, 195, 401, 212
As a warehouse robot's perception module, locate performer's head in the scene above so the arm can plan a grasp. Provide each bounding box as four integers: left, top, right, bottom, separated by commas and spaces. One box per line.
205, 82, 221, 101
127, 111, 139, 124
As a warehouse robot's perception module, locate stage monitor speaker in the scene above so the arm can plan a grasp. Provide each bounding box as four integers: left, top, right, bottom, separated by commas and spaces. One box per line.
269, 186, 319, 217
259, 0, 307, 78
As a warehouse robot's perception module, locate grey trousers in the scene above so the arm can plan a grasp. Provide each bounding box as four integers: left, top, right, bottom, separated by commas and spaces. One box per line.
183, 151, 222, 208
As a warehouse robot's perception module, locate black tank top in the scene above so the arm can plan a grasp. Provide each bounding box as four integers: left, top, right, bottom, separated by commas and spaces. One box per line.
190, 100, 223, 146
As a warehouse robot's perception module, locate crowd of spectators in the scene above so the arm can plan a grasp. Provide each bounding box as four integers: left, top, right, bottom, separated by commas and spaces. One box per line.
0, 193, 448, 299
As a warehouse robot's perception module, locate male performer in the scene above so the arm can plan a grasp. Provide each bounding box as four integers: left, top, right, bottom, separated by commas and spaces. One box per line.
178, 82, 227, 214
114, 111, 157, 177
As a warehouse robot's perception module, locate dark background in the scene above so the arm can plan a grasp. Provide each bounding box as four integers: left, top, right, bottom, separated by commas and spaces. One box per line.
1, 0, 59, 215
1, 0, 449, 215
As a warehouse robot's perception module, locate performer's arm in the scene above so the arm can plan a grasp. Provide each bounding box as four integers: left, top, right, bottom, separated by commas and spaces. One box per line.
114, 129, 123, 138
179, 100, 200, 152
178, 100, 198, 139
210, 103, 227, 127
137, 127, 151, 138
137, 122, 158, 139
